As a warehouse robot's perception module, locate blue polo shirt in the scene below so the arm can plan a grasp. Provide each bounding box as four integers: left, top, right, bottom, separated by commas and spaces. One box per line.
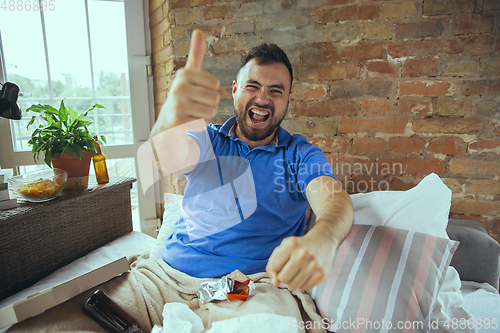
162, 117, 335, 278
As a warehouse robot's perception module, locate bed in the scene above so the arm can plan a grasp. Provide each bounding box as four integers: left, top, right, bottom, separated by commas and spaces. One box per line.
1, 173, 499, 332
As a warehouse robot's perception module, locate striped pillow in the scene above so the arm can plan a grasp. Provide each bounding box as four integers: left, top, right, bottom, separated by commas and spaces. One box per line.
309, 224, 458, 333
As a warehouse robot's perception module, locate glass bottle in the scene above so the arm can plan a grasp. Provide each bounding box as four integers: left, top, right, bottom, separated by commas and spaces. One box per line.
92, 136, 109, 184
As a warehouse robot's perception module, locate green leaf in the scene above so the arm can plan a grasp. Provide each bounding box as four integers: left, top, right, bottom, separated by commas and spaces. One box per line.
74, 145, 84, 158
63, 145, 76, 156
46, 113, 56, 126
69, 119, 84, 132
26, 116, 37, 130
59, 100, 67, 114
67, 107, 79, 123
43, 153, 52, 167
85, 103, 105, 114
40, 125, 61, 133
87, 140, 98, 155
26, 104, 59, 115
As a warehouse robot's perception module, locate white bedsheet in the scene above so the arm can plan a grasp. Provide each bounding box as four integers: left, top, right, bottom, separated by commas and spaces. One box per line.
428, 266, 500, 333
157, 303, 298, 333
461, 281, 500, 333
429, 266, 476, 333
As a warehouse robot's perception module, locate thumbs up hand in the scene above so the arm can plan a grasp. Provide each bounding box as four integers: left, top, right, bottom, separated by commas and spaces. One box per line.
152, 29, 220, 136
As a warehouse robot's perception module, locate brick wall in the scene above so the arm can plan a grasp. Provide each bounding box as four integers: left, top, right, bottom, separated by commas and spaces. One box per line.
149, 0, 500, 242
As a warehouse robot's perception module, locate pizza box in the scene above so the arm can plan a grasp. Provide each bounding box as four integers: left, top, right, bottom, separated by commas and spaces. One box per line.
0, 256, 130, 329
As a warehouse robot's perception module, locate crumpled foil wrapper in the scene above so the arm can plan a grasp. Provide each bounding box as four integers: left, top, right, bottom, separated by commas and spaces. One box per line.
247, 280, 256, 292
197, 273, 255, 304
197, 275, 234, 304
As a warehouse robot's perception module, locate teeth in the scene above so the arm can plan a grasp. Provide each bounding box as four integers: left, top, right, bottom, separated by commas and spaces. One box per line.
251, 109, 269, 116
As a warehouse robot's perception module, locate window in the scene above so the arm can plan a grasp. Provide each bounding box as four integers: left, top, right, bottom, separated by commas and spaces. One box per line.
2, 0, 133, 150
0, 0, 158, 235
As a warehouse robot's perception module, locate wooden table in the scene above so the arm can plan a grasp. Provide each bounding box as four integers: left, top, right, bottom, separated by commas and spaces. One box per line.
0, 176, 136, 301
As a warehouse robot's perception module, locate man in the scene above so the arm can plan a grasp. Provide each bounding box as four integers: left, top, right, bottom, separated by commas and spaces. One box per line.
150, 29, 354, 291
6, 29, 353, 333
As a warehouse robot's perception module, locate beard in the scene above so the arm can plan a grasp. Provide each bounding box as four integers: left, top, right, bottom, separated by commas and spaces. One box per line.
233, 100, 288, 143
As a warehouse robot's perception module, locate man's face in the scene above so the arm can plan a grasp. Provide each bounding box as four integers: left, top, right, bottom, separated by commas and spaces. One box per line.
232, 59, 292, 146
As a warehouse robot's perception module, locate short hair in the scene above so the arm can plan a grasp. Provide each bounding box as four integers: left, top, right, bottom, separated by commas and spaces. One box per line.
238, 43, 293, 90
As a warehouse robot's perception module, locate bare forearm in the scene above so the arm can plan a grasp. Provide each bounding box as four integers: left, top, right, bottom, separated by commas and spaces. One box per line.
266, 177, 354, 290
148, 127, 200, 175
306, 190, 354, 250
150, 119, 166, 140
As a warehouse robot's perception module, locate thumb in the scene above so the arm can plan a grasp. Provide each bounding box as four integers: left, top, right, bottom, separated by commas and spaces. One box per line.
186, 29, 206, 70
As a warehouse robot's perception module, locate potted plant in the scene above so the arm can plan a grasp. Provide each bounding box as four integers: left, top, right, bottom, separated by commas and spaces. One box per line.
26, 100, 107, 189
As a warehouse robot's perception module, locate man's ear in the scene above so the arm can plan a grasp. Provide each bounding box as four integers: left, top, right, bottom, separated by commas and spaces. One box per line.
232, 80, 237, 96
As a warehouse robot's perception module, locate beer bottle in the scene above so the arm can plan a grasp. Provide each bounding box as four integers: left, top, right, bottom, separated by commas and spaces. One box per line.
93, 136, 109, 184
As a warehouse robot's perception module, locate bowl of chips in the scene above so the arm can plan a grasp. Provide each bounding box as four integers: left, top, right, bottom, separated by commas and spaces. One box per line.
8, 168, 68, 202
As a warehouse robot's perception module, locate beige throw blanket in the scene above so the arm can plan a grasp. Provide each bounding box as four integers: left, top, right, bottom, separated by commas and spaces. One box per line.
8, 254, 325, 333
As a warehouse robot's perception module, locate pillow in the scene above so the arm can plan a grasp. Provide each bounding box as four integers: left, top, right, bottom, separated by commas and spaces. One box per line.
350, 173, 451, 239
150, 193, 183, 260
308, 224, 458, 332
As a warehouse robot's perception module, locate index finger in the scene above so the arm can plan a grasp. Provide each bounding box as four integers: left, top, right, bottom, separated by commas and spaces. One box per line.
186, 29, 206, 70
270, 271, 280, 288
266, 241, 293, 284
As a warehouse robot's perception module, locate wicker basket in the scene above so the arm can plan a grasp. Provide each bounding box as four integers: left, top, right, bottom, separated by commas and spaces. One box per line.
0, 176, 136, 301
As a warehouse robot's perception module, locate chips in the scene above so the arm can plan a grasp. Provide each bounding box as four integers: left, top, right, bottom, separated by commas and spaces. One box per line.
17, 178, 64, 199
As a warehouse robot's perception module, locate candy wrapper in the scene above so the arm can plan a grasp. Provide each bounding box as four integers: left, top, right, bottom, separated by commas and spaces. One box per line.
197, 270, 255, 304
197, 275, 234, 304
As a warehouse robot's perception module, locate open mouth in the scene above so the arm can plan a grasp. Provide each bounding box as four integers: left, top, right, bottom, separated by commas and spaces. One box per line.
248, 108, 270, 125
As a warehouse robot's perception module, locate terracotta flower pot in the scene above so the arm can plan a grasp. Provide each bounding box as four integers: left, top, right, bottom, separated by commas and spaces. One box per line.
51, 151, 92, 178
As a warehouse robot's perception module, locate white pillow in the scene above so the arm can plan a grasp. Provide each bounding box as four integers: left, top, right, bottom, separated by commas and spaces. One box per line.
351, 173, 451, 239
150, 193, 183, 260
